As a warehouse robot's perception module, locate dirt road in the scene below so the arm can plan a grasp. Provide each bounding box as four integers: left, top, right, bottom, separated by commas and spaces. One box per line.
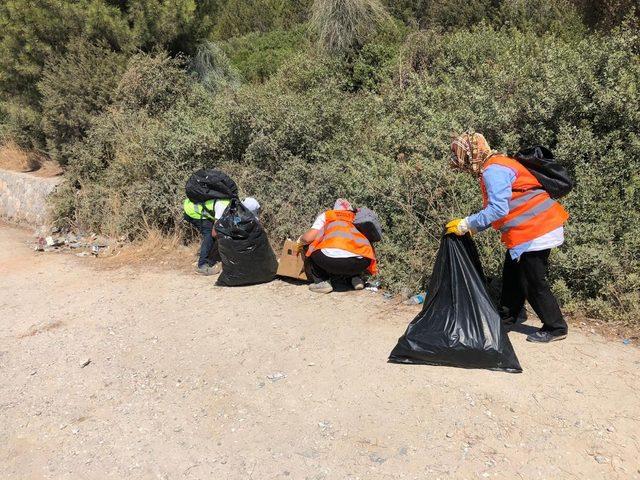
1, 224, 639, 479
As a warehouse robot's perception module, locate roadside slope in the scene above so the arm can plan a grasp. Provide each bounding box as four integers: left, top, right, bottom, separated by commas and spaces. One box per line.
1, 224, 638, 479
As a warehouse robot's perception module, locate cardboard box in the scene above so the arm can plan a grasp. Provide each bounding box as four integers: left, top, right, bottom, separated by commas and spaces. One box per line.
276, 239, 308, 281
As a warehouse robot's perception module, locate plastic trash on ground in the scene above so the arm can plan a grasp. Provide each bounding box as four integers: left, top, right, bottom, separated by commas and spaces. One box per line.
214, 198, 278, 286
389, 234, 522, 373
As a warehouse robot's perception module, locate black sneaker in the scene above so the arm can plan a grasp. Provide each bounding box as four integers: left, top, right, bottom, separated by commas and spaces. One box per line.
526, 330, 567, 343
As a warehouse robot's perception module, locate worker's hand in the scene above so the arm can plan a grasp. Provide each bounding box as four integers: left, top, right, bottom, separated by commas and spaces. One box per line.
293, 236, 305, 255
445, 218, 471, 236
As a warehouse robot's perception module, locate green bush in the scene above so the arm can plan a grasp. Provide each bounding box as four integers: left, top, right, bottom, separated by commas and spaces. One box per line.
38, 39, 127, 165
49, 19, 640, 326
214, 0, 311, 40
222, 27, 309, 83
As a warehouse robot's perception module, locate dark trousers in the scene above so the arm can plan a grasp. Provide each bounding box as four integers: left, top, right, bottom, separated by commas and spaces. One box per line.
500, 249, 567, 335
305, 251, 371, 283
184, 215, 221, 268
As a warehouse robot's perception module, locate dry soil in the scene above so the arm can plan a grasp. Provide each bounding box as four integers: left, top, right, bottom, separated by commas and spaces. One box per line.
1, 223, 639, 480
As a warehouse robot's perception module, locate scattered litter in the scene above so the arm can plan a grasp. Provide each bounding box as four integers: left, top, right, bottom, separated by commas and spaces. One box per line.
622, 339, 631, 345
45, 236, 63, 247
307, 362, 315, 366
404, 292, 426, 305
80, 358, 91, 368
382, 292, 393, 300
606, 426, 615, 432
366, 280, 381, 289
266, 372, 286, 382
369, 453, 386, 464
34, 237, 46, 251
593, 455, 607, 464
318, 420, 331, 430
30, 231, 113, 256
445, 432, 453, 438
365, 286, 379, 292
30, 370, 37, 376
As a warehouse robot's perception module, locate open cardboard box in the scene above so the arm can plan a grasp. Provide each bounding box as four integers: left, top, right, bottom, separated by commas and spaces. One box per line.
276, 239, 308, 281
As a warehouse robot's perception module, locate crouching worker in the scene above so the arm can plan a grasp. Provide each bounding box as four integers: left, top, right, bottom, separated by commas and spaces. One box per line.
295, 199, 377, 294
447, 132, 569, 343
183, 197, 261, 276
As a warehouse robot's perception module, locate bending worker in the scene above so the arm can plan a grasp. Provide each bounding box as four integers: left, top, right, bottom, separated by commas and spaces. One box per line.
183, 197, 260, 275
446, 132, 569, 343
296, 199, 377, 294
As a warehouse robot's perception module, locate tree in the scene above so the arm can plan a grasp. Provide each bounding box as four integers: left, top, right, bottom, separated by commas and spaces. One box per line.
0, 0, 130, 147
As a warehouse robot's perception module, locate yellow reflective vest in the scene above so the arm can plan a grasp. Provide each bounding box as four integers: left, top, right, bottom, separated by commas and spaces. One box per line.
183, 198, 217, 220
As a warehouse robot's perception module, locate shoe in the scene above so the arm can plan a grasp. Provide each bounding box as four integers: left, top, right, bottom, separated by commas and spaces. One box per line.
196, 263, 222, 276
309, 281, 333, 294
526, 330, 567, 343
351, 276, 365, 290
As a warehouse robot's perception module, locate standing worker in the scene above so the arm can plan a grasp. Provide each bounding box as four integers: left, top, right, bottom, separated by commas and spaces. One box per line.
296, 199, 377, 294
183, 196, 260, 275
446, 132, 569, 343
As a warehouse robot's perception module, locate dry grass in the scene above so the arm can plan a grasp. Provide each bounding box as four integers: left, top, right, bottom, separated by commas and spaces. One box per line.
0, 141, 37, 171
99, 226, 197, 273
0, 141, 63, 177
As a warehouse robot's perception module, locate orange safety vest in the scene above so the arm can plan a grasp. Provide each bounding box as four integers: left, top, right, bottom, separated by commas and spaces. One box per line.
306, 210, 378, 275
481, 155, 569, 249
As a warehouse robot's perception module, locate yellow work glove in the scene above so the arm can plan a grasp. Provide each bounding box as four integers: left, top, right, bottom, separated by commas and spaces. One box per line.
445, 218, 471, 236
293, 236, 305, 255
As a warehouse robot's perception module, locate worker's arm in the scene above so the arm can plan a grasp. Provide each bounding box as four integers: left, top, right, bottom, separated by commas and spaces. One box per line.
300, 228, 321, 245
466, 165, 515, 232
294, 228, 322, 254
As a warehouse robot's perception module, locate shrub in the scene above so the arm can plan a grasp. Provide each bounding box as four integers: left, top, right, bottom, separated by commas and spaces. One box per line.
310, 0, 391, 55
53, 20, 640, 326
189, 41, 241, 92
222, 27, 309, 83
38, 39, 127, 165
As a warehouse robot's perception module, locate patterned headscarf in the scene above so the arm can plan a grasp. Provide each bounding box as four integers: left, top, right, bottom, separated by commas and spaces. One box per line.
450, 131, 495, 175
334, 198, 353, 211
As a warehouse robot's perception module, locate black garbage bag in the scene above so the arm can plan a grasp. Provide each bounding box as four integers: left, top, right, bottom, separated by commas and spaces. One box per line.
514, 146, 573, 199
214, 198, 278, 286
186, 169, 238, 203
389, 234, 522, 373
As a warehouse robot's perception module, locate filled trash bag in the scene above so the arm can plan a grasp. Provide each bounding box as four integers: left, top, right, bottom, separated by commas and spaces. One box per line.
214, 198, 278, 286
186, 169, 238, 203
389, 234, 522, 373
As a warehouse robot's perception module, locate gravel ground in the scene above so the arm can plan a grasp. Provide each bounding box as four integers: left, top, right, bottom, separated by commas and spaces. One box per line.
1, 223, 639, 480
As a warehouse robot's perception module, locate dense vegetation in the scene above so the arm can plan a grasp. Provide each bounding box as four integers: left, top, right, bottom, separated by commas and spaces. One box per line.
1, 0, 638, 324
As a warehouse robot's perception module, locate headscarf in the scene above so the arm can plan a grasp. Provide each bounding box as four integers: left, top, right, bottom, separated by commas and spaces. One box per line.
333, 198, 353, 211
450, 131, 495, 175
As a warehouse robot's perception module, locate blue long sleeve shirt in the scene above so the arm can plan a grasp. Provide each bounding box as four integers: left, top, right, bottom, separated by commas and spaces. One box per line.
467, 165, 515, 232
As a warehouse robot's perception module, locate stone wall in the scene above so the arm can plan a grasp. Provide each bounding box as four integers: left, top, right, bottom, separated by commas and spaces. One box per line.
0, 169, 63, 226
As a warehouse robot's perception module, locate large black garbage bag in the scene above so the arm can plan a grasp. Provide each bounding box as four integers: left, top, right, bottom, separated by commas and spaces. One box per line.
389, 234, 522, 373
186, 169, 238, 203
214, 198, 278, 286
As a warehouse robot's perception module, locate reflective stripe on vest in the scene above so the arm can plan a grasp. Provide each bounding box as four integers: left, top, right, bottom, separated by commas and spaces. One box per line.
320, 230, 371, 245
499, 197, 556, 232
508, 188, 545, 210
184, 199, 216, 220
482, 155, 569, 248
